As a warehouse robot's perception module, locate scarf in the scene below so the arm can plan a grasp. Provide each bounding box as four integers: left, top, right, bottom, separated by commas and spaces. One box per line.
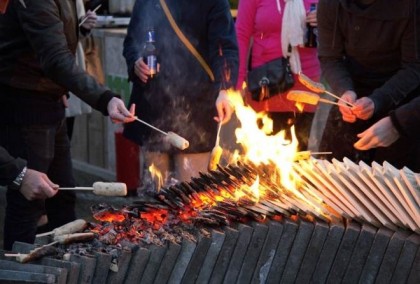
281, 0, 307, 74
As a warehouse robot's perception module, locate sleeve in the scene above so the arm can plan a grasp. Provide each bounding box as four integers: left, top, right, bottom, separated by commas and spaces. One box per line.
123, 0, 144, 84
14, 0, 115, 115
0, 146, 27, 186
369, 2, 420, 118
389, 96, 420, 139
235, 0, 257, 90
207, 0, 239, 90
317, 0, 354, 96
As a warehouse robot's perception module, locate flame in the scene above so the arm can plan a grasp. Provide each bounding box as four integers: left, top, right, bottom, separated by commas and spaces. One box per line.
149, 163, 163, 191
228, 89, 299, 188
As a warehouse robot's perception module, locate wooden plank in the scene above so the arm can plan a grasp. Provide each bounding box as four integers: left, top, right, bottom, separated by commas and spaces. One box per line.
370, 162, 417, 231
357, 161, 403, 227
341, 158, 397, 230
313, 160, 363, 219
401, 167, 420, 207
331, 159, 382, 228
294, 160, 355, 218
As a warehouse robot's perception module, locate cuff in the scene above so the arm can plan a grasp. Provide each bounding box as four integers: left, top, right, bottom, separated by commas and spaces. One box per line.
389, 110, 407, 137
97, 90, 120, 116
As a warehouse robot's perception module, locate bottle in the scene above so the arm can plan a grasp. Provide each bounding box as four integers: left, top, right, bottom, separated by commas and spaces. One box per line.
305, 3, 317, 48
144, 28, 157, 78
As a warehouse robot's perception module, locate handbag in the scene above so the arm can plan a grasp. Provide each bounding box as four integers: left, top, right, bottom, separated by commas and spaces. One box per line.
246, 47, 295, 101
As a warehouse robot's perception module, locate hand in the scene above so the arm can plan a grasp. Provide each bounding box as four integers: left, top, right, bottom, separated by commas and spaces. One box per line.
107, 98, 136, 123
215, 90, 234, 124
80, 10, 98, 30
134, 58, 160, 83
19, 169, 59, 201
352, 97, 375, 120
62, 95, 69, 108
306, 8, 317, 27
339, 91, 357, 123
354, 116, 400, 150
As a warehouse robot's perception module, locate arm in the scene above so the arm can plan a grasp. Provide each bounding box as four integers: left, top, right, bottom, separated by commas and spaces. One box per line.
0, 147, 58, 200
354, 96, 420, 150
317, 0, 354, 96
368, 3, 420, 119
123, 0, 144, 84
208, 0, 239, 124
235, 0, 257, 90
15, 0, 110, 114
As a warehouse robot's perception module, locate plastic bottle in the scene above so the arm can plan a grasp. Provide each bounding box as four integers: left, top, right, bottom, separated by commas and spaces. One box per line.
144, 28, 157, 78
305, 3, 317, 48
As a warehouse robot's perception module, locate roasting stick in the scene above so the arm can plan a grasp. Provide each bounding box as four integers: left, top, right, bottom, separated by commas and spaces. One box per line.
59, 182, 128, 196
298, 72, 355, 107
287, 90, 352, 108
78, 4, 102, 27
134, 117, 189, 150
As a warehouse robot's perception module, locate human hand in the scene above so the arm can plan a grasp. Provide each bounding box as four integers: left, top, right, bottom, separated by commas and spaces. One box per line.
134, 58, 160, 83
215, 90, 234, 124
354, 116, 400, 150
107, 98, 136, 123
352, 97, 375, 120
62, 95, 69, 108
339, 91, 357, 123
80, 10, 98, 30
20, 169, 58, 201
306, 8, 317, 27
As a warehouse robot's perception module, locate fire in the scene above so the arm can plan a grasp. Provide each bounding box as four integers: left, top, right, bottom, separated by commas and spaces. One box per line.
227, 89, 299, 189
149, 163, 163, 191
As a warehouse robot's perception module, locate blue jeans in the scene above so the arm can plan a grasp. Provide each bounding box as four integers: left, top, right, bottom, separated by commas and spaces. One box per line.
0, 120, 76, 250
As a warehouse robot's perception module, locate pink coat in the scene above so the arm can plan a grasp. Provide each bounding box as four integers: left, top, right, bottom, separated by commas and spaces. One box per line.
235, 0, 320, 113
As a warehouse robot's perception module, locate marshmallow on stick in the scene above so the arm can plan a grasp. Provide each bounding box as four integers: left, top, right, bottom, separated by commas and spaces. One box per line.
59, 182, 127, 196
36, 219, 87, 238
134, 117, 189, 150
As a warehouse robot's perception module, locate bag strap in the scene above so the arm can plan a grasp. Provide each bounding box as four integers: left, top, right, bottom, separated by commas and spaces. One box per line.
159, 0, 215, 82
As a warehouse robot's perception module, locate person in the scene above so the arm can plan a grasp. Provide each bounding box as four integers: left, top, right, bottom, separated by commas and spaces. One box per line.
65, 0, 97, 140
123, 0, 238, 185
0, 146, 58, 201
354, 96, 420, 150
0, 0, 135, 250
317, 0, 420, 171
235, 0, 320, 151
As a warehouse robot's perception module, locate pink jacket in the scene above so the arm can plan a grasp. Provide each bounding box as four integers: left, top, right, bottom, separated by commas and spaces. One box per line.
235, 0, 320, 113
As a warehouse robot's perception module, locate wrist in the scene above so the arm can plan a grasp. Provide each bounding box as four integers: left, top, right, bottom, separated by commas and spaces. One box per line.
10, 166, 27, 191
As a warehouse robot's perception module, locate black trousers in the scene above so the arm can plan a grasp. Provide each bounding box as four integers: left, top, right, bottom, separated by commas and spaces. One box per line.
0, 120, 76, 250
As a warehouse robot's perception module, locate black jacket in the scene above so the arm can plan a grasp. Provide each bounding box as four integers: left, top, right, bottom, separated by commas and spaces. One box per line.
390, 96, 420, 141
317, 0, 420, 120
0, 0, 115, 124
122, 0, 239, 152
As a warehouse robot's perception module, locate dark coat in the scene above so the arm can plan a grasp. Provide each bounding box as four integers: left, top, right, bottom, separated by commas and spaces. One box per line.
391, 96, 420, 141
0, 0, 115, 124
123, 0, 239, 153
317, 0, 420, 171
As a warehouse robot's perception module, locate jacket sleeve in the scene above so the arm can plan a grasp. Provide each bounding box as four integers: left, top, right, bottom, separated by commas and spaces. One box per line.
14, 0, 115, 115
123, 0, 143, 84
0, 147, 27, 186
235, 0, 257, 91
207, 0, 239, 90
317, 0, 354, 96
369, 2, 420, 119
390, 96, 420, 140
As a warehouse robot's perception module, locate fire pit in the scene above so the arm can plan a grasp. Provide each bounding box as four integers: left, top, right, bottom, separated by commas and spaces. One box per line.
1, 91, 419, 283
1, 159, 419, 284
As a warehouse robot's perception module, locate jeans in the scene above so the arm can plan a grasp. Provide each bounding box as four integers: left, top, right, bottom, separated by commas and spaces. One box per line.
0, 120, 76, 250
